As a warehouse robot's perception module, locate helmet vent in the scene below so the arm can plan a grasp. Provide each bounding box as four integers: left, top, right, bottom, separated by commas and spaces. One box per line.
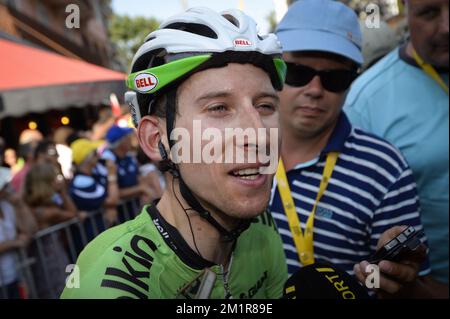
222, 14, 240, 28
164, 22, 218, 39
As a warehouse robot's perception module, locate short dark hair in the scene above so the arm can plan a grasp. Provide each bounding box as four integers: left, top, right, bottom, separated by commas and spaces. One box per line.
34, 140, 56, 160
17, 143, 33, 159
66, 132, 82, 147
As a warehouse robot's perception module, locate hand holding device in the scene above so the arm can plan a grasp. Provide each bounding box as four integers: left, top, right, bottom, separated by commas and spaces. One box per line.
368, 226, 425, 264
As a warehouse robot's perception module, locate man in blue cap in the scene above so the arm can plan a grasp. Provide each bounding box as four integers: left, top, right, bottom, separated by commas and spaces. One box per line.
103, 125, 154, 222
270, 0, 433, 297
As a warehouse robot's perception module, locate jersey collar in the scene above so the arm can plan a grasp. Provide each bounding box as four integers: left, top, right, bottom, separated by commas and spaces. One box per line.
146, 203, 215, 270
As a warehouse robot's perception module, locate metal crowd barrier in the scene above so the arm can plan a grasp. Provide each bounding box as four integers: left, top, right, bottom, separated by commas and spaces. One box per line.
0, 248, 36, 299
0, 198, 141, 299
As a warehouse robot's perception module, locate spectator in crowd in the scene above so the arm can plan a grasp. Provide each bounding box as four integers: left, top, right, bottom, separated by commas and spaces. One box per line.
66, 131, 85, 148
18, 129, 44, 146
91, 105, 116, 141
3, 148, 23, 177
23, 162, 78, 298
136, 148, 164, 203
344, 0, 448, 297
0, 167, 37, 299
24, 161, 79, 229
102, 125, 153, 220
69, 138, 119, 236
53, 127, 75, 180
34, 140, 61, 171
10, 129, 43, 193
271, 0, 430, 298
102, 126, 139, 195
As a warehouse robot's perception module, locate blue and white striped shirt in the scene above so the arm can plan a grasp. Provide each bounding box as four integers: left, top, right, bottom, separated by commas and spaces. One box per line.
270, 113, 431, 277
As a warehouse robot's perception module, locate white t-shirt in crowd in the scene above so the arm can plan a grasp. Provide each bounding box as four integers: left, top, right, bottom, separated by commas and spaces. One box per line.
56, 144, 73, 180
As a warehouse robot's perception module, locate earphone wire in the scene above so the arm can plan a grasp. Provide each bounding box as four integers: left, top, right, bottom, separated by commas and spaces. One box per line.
172, 176, 204, 260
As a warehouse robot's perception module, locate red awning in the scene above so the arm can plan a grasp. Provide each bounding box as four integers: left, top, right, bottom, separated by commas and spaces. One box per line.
0, 39, 126, 119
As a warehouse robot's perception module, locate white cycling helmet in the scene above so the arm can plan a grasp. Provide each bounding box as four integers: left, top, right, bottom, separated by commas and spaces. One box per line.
125, 7, 286, 127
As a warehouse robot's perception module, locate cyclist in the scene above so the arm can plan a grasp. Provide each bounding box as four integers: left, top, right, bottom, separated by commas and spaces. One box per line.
61, 7, 288, 299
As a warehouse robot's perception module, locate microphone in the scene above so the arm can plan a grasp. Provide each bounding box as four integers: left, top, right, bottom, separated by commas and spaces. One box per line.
283, 262, 370, 299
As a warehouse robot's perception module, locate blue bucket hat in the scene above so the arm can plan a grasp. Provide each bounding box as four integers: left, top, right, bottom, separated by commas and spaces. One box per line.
276, 0, 363, 65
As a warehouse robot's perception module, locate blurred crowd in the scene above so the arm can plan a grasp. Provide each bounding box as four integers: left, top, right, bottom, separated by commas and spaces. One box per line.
0, 108, 164, 298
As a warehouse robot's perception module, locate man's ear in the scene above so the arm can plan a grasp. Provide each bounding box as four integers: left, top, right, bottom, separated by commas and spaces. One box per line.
137, 115, 167, 162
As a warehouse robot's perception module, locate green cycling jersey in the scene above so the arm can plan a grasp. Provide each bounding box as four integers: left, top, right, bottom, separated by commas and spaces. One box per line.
61, 204, 288, 299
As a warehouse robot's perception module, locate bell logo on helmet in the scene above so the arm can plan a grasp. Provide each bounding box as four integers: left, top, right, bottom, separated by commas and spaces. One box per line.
233, 38, 252, 47
134, 73, 158, 93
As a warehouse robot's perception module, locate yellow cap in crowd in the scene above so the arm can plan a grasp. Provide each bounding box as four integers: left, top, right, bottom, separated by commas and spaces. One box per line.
71, 139, 104, 165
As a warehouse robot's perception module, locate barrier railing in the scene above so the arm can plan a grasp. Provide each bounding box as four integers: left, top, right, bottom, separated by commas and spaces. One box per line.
0, 198, 141, 299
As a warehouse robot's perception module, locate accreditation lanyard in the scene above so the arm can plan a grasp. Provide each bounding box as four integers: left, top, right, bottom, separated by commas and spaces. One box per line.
412, 48, 449, 95
276, 152, 339, 266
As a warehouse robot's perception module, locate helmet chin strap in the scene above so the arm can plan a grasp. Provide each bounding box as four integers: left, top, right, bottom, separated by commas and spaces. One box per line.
159, 90, 252, 242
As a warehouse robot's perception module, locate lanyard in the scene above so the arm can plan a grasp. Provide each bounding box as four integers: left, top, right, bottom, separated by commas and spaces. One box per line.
412, 48, 449, 95
276, 152, 339, 266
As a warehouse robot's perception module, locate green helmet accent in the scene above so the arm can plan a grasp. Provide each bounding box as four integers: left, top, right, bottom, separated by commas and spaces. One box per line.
126, 54, 212, 94
127, 54, 286, 95
273, 58, 287, 86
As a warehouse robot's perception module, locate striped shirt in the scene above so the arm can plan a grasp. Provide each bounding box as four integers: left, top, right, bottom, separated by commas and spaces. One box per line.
69, 167, 108, 212
270, 113, 431, 277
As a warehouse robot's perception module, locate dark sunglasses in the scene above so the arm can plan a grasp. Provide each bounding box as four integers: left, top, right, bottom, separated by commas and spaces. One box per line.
285, 62, 358, 93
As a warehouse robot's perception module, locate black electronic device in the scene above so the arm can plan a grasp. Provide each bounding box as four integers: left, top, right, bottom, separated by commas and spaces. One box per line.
368, 226, 424, 264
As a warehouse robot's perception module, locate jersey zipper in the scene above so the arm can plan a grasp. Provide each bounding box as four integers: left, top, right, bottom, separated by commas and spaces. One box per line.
221, 254, 234, 299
